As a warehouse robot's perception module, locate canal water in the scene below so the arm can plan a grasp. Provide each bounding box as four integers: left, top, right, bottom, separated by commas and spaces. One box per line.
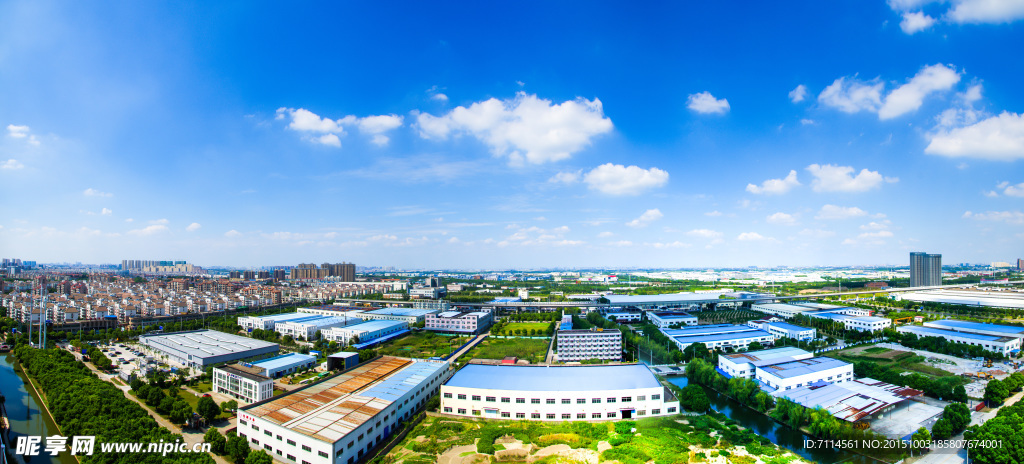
667, 377, 873, 464
1, 353, 77, 464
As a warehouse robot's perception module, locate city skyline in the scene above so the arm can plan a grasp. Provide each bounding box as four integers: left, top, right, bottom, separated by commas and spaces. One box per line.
2, 2, 1024, 268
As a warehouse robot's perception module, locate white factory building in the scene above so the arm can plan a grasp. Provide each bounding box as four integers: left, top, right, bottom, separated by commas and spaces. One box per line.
923, 319, 1024, 340
239, 312, 332, 332
897, 325, 1022, 355
355, 307, 439, 325
138, 329, 279, 369
238, 357, 450, 464
717, 347, 813, 379
424, 310, 493, 335
661, 324, 774, 351
755, 357, 854, 393
321, 320, 409, 346
440, 363, 678, 421
751, 303, 888, 332
275, 315, 365, 341
747, 320, 817, 341
556, 328, 622, 362
647, 311, 698, 328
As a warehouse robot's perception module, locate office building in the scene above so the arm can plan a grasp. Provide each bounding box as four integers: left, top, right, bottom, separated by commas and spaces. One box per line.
755, 357, 853, 393
212, 364, 274, 404
647, 311, 698, 328
355, 307, 438, 325
556, 328, 622, 362
718, 347, 813, 379
440, 364, 679, 421
239, 312, 341, 332
238, 357, 451, 464
409, 287, 444, 299
896, 325, 1022, 355
424, 310, 492, 335
910, 252, 942, 287
139, 330, 279, 369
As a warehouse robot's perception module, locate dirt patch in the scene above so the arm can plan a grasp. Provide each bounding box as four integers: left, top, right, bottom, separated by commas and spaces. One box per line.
597, 441, 612, 453
437, 444, 480, 464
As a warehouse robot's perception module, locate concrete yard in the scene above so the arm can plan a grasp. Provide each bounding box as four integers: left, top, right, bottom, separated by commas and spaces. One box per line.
869, 397, 945, 439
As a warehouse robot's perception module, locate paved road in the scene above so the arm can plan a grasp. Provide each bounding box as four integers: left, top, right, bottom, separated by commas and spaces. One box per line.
448, 334, 487, 363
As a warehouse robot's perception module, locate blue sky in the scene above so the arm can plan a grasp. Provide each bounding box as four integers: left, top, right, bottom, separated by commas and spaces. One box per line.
2, 1, 1023, 269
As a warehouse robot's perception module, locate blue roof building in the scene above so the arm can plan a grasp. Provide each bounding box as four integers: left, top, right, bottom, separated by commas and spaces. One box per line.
251, 352, 318, 378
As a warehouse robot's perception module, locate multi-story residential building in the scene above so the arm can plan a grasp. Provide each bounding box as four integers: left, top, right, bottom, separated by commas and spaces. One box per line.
424, 310, 492, 335
910, 252, 942, 287
556, 328, 622, 362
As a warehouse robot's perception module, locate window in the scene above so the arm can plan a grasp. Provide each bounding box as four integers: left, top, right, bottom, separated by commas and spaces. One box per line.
606, 412, 617, 418
443, 407, 452, 413
336, 449, 343, 457
347, 442, 354, 449
531, 398, 540, 404
667, 407, 677, 413
516, 413, 526, 419
458, 408, 466, 414
485, 396, 496, 402
531, 413, 540, 419
621, 397, 632, 402
264, 444, 271, 451
501, 397, 510, 403
652, 394, 661, 400
472, 410, 481, 416
264, 431, 272, 437
501, 412, 510, 418
652, 409, 661, 414
472, 395, 481, 401
276, 435, 282, 441
561, 399, 571, 404
577, 413, 586, 419
637, 395, 646, 401
562, 413, 571, 419
592, 398, 601, 403
287, 455, 295, 461
606, 398, 616, 403
516, 398, 525, 404
637, 410, 646, 416
546, 399, 556, 404
286, 439, 295, 446
592, 413, 602, 418
252, 425, 260, 431
239, 419, 248, 426
302, 445, 312, 452
318, 451, 329, 458
457, 394, 466, 400
546, 414, 556, 419
250, 438, 258, 444
444, 393, 452, 398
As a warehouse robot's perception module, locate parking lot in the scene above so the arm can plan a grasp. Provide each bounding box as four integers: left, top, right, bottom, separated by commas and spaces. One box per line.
97, 342, 159, 378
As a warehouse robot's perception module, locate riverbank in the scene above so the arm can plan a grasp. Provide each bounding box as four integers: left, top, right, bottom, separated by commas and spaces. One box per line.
1, 354, 77, 464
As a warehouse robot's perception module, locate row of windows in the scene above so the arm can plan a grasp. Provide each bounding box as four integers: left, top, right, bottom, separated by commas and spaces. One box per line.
443, 408, 673, 418
445, 393, 659, 403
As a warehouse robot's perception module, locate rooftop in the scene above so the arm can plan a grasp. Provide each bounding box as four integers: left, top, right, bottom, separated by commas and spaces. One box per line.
364, 307, 436, 317
666, 329, 772, 345
723, 347, 811, 364
765, 321, 814, 333
445, 363, 662, 391
252, 352, 317, 371
604, 292, 726, 305
662, 324, 758, 337
926, 319, 1024, 336
759, 357, 851, 379
140, 330, 278, 359
774, 378, 923, 422
898, 325, 1016, 343
220, 364, 272, 383
328, 319, 407, 333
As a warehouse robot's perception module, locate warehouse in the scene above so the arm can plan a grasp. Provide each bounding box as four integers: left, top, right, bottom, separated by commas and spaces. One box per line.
276, 315, 365, 341
898, 289, 1024, 310
755, 357, 853, 393
248, 352, 318, 378
747, 320, 816, 341
238, 357, 451, 464
897, 325, 1022, 355
775, 378, 923, 422
356, 307, 438, 325
647, 311, 698, 328
139, 329, 279, 369
238, 312, 326, 332
321, 320, 409, 346
440, 363, 679, 421
661, 324, 774, 351
717, 347, 813, 379
923, 319, 1024, 340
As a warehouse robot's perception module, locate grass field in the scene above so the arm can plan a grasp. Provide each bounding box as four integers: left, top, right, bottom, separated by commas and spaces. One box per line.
384, 414, 799, 464
824, 346, 960, 379
377, 332, 471, 359
493, 322, 550, 336
463, 337, 549, 363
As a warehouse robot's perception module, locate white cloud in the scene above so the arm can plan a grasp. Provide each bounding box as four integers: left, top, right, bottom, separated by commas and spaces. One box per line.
1, 159, 24, 170
859, 230, 894, 238
800, 119, 816, 125
1003, 182, 1024, 197
816, 204, 869, 220
414, 92, 613, 164
355, 114, 403, 145
549, 170, 581, 184
806, 164, 895, 192
83, 188, 113, 198
127, 224, 167, 236
737, 232, 772, 241
900, 11, 937, 34
649, 241, 690, 248
746, 170, 800, 195
963, 210, 1024, 224
125, 218, 134, 223
879, 64, 960, 119
626, 209, 664, 228
687, 91, 730, 114
608, 240, 633, 247
597, 231, 614, 238
818, 77, 884, 114
687, 229, 723, 239
961, 84, 983, 105
766, 212, 798, 225
926, 112, 1024, 160
947, 0, 1024, 24
799, 228, 836, 238
278, 108, 343, 133
224, 229, 242, 237
705, 210, 722, 217
984, 190, 999, 197
860, 220, 891, 230
101, 208, 112, 216
186, 222, 202, 232
583, 164, 669, 196
431, 93, 448, 102
789, 85, 808, 103
6, 124, 30, 138
277, 108, 404, 147
553, 240, 584, 247
315, 133, 341, 148
149, 219, 169, 225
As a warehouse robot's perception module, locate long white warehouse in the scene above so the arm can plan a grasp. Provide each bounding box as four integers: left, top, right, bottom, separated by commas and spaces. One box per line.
321, 320, 409, 346
897, 325, 1022, 355
755, 357, 853, 393
718, 347, 813, 379
139, 329, 279, 369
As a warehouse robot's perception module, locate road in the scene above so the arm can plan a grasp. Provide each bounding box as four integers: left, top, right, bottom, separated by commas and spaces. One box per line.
447, 334, 487, 363
908, 389, 1024, 464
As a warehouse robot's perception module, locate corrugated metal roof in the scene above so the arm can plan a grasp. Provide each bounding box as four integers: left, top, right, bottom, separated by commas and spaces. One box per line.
445, 363, 661, 391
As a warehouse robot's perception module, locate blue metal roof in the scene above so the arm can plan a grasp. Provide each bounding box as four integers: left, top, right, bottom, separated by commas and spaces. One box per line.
668, 329, 772, 345
261, 312, 324, 322
446, 364, 662, 391
343, 320, 408, 333
898, 325, 1008, 342
662, 324, 757, 337
252, 352, 317, 370
362, 360, 448, 402
489, 297, 522, 303
765, 322, 814, 333
365, 308, 435, 317
759, 357, 850, 379
351, 329, 411, 349
604, 292, 724, 305
927, 319, 1024, 335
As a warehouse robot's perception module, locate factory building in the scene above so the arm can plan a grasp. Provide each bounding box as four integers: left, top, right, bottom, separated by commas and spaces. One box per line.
647, 311, 698, 328
556, 328, 622, 362
755, 357, 854, 393
440, 364, 678, 421
275, 315, 365, 341
923, 319, 1024, 340
355, 307, 439, 325
747, 320, 817, 341
139, 329, 279, 369
424, 310, 493, 335
897, 325, 1022, 355
717, 347, 813, 379
321, 320, 409, 346
660, 324, 774, 351
239, 312, 331, 332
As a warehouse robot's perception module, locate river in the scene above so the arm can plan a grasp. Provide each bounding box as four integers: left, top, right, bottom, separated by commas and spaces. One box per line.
1, 353, 77, 464
667, 377, 874, 464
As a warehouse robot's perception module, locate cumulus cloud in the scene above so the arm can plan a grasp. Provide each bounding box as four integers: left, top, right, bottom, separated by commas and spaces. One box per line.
649, 241, 690, 248
186, 222, 202, 232
860, 220, 892, 230
431, 93, 449, 102
746, 170, 800, 195
766, 212, 798, 225
799, 228, 836, 238
608, 240, 633, 247
947, 0, 1024, 24
101, 208, 112, 216
224, 230, 242, 237
597, 231, 614, 238
926, 112, 1024, 160
625, 209, 664, 228
789, 85, 808, 103
1003, 182, 1024, 197
414, 92, 613, 164
687, 91, 730, 114
6, 125, 39, 145
879, 64, 960, 119
963, 210, 1024, 224
127, 225, 167, 236
1, 159, 24, 170
816, 204, 869, 220
687, 229, 723, 239
549, 170, 581, 184
583, 164, 669, 196
83, 188, 113, 197
737, 232, 772, 241
705, 211, 723, 217
806, 164, 896, 192
276, 107, 404, 147
900, 11, 937, 33
818, 77, 883, 114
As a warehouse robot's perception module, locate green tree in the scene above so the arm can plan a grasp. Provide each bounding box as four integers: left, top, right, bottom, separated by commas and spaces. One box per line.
951, 384, 968, 403
984, 378, 1009, 406
245, 450, 273, 464
680, 384, 710, 412
146, 386, 166, 406
197, 395, 221, 423
220, 399, 238, 412
747, 341, 764, 351
225, 434, 250, 463
204, 428, 227, 455
932, 418, 953, 440
911, 427, 931, 453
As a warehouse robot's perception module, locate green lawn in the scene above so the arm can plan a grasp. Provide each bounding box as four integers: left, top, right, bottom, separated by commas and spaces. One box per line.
193, 381, 212, 393
377, 332, 471, 359
463, 337, 549, 363
493, 322, 550, 336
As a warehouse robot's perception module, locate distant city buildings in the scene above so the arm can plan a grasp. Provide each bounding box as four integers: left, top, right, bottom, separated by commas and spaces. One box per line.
909, 252, 942, 287
289, 262, 356, 281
